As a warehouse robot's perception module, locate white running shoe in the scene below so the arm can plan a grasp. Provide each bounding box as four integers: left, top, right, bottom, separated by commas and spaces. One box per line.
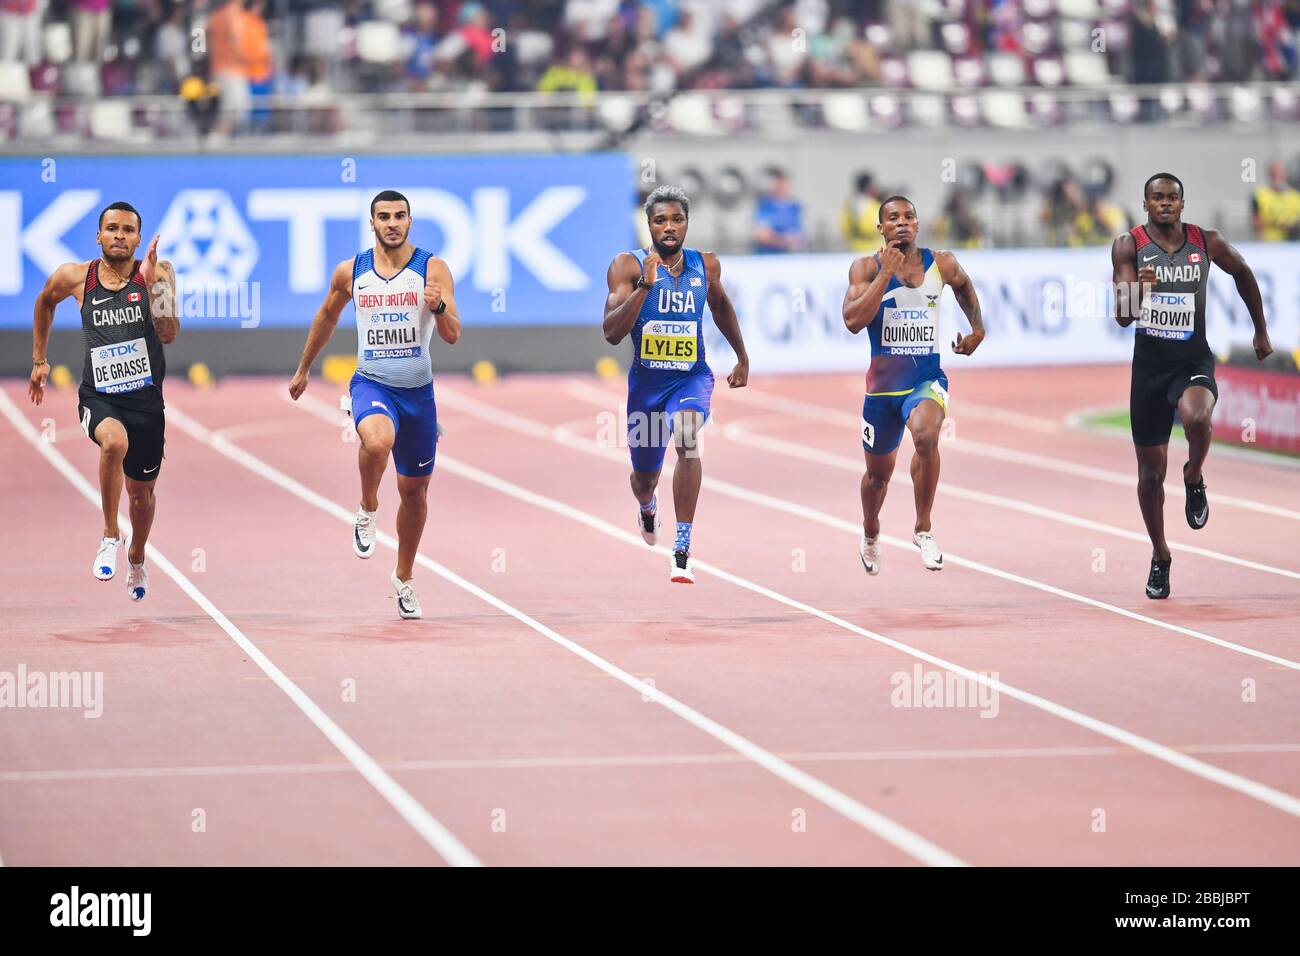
391, 571, 422, 619
670, 550, 695, 584
93, 537, 120, 581
860, 534, 881, 575
353, 508, 377, 559
913, 531, 944, 571
126, 561, 148, 601
638, 507, 660, 545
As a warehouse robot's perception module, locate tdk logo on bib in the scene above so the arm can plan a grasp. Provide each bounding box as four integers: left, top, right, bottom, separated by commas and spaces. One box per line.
1140, 292, 1195, 340
103, 342, 140, 358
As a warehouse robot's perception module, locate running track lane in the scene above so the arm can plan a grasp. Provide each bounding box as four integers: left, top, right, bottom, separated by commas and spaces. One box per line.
185, 376, 1298, 864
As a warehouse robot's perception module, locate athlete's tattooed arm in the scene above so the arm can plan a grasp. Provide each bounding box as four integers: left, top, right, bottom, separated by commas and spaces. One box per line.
289, 257, 353, 401
28, 261, 88, 406
1111, 233, 1144, 327
704, 252, 749, 388
842, 253, 895, 333
425, 256, 460, 345
602, 252, 655, 345
1206, 228, 1272, 361
937, 251, 985, 356
151, 259, 179, 344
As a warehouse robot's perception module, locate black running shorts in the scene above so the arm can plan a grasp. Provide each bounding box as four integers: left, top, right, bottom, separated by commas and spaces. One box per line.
77, 390, 166, 481
1129, 352, 1218, 447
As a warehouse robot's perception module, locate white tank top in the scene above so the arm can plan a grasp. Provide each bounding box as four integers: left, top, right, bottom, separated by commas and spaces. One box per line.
352, 246, 436, 388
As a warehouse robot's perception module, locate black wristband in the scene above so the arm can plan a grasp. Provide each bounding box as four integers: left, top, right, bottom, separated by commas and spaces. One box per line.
433, 299, 447, 315
633, 275, 647, 290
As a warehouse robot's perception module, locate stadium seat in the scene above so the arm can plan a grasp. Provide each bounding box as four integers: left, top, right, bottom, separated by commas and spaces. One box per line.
667, 94, 720, 135
1230, 86, 1263, 123
879, 56, 909, 88
907, 51, 955, 92
89, 100, 132, 140
1055, 0, 1102, 17
910, 93, 946, 127
981, 91, 1029, 128
1022, 21, 1054, 56
869, 93, 903, 128
62, 62, 100, 97
596, 95, 636, 132
953, 56, 987, 88
950, 94, 981, 127
1024, 0, 1054, 14
1271, 85, 1300, 121
822, 92, 870, 132
43, 21, 73, 64
1065, 51, 1111, 86
0, 63, 31, 102
356, 21, 401, 63
1033, 57, 1066, 87
1057, 17, 1095, 52
988, 53, 1027, 87
940, 22, 970, 56
1028, 90, 1065, 125
28, 64, 59, 94
1107, 90, 1139, 122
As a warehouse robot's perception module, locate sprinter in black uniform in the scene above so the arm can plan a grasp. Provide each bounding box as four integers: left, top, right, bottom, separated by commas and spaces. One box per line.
1111, 173, 1273, 599
29, 202, 179, 601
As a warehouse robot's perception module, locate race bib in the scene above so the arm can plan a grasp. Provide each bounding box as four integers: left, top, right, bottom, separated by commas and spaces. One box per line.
361, 311, 422, 361
1139, 292, 1195, 340
880, 306, 938, 355
91, 337, 152, 394
639, 319, 698, 371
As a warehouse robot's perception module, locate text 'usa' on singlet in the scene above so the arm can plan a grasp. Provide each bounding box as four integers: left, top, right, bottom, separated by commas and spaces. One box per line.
628, 247, 709, 383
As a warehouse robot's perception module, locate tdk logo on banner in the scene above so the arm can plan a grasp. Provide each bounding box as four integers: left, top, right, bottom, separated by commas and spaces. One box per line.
0, 184, 593, 295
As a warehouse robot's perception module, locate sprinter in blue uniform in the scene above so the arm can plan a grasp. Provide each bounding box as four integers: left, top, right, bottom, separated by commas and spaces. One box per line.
289, 190, 461, 620
603, 185, 751, 584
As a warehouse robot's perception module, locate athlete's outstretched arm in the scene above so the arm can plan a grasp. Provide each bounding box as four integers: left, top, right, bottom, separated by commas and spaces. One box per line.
704, 252, 749, 388
841, 252, 891, 333
603, 252, 655, 345
29, 261, 86, 405
289, 258, 354, 400
1206, 228, 1272, 361
1111, 233, 1144, 327
425, 257, 460, 345
936, 251, 985, 355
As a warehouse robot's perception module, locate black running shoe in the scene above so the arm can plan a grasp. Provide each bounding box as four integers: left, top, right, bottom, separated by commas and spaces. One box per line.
638, 507, 660, 545
1184, 474, 1209, 530
1145, 558, 1171, 600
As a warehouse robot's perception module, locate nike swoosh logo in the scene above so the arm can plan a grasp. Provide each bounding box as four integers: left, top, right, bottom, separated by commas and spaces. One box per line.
357, 284, 371, 290
142, 465, 159, 474
1142, 255, 1159, 262
1195, 507, 1208, 523
91, 296, 113, 305
1190, 374, 1208, 381
418, 458, 434, 467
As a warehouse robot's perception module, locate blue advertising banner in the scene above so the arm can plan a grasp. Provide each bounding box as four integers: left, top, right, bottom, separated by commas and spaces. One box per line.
0, 153, 634, 329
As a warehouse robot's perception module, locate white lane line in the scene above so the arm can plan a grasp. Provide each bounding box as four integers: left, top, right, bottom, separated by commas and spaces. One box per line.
8, 742, 1300, 783
303, 391, 1300, 823
494, 384, 1300, 672
171, 399, 967, 868
727, 384, 1300, 521
0, 389, 482, 867
566, 379, 1299, 580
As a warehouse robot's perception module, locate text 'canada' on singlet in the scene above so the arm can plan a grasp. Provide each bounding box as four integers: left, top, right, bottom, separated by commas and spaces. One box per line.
79, 258, 164, 411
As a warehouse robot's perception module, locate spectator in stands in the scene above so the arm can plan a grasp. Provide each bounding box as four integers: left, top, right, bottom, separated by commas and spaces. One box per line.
403, 2, 440, 89
537, 46, 597, 95
72, 0, 112, 63
0, 0, 42, 65
765, 5, 807, 86
1252, 161, 1300, 240
840, 172, 884, 252
752, 166, 806, 254
243, 0, 273, 131
934, 188, 984, 248
1068, 191, 1131, 246
154, 4, 192, 89
1040, 176, 1085, 247
207, 0, 250, 134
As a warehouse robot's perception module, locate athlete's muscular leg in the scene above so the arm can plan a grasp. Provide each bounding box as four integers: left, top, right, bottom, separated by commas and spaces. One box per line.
861, 449, 899, 539
630, 469, 660, 506
124, 476, 156, 564
357, 414, 395, 513
94, 417, 128, 540
670, 410, 705, 524
1135, 443, 1172, 562
906, 400, 945, 534
1178, 386, 1215, 484
394, 473, 431, 582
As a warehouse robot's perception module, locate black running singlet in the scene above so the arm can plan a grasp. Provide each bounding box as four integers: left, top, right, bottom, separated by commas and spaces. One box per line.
78, 259, 165, 411
1130, 223, 1212, 362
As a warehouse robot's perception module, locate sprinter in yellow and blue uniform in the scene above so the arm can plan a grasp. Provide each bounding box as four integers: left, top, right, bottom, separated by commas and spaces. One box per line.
602, 185, 751, 585
842, 195, 986, 577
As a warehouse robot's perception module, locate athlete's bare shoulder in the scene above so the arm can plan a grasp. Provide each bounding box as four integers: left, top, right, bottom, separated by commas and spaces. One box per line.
848, 253, 880, 284
607, 251, 641, 288
700, 250, 722, 279
41, 261, 91, 306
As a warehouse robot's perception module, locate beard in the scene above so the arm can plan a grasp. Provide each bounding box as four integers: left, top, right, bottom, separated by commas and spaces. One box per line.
375, 228, 409, 249
101, 246, 135, 264
651, 238, 684, 260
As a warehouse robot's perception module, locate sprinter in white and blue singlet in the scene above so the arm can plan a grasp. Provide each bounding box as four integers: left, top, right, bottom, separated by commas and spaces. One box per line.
842, 196, 985, 577
289, 190, 461, 620
1111, 172, 1273, 600
603, 185, 751, 584
29, 201, 180, 603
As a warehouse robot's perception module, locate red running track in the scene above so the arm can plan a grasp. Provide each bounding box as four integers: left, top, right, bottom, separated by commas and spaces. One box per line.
1, 364, 1297, 865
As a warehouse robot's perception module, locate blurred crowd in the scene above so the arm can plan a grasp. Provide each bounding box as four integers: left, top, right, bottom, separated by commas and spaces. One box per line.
739, 158, 1300, 253
1, 0, 1299, 106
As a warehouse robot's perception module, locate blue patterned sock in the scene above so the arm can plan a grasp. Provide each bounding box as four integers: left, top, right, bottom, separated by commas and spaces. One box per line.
674, 522, 692, 553
640, 495, 657, 515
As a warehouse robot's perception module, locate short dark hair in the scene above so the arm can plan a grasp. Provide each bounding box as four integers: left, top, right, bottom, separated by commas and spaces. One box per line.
370, 190, 410, 216
878, 195, 915, 223
99, 201, 141, 230
644, 184, 690, 219
1144, 173, 1184, 200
